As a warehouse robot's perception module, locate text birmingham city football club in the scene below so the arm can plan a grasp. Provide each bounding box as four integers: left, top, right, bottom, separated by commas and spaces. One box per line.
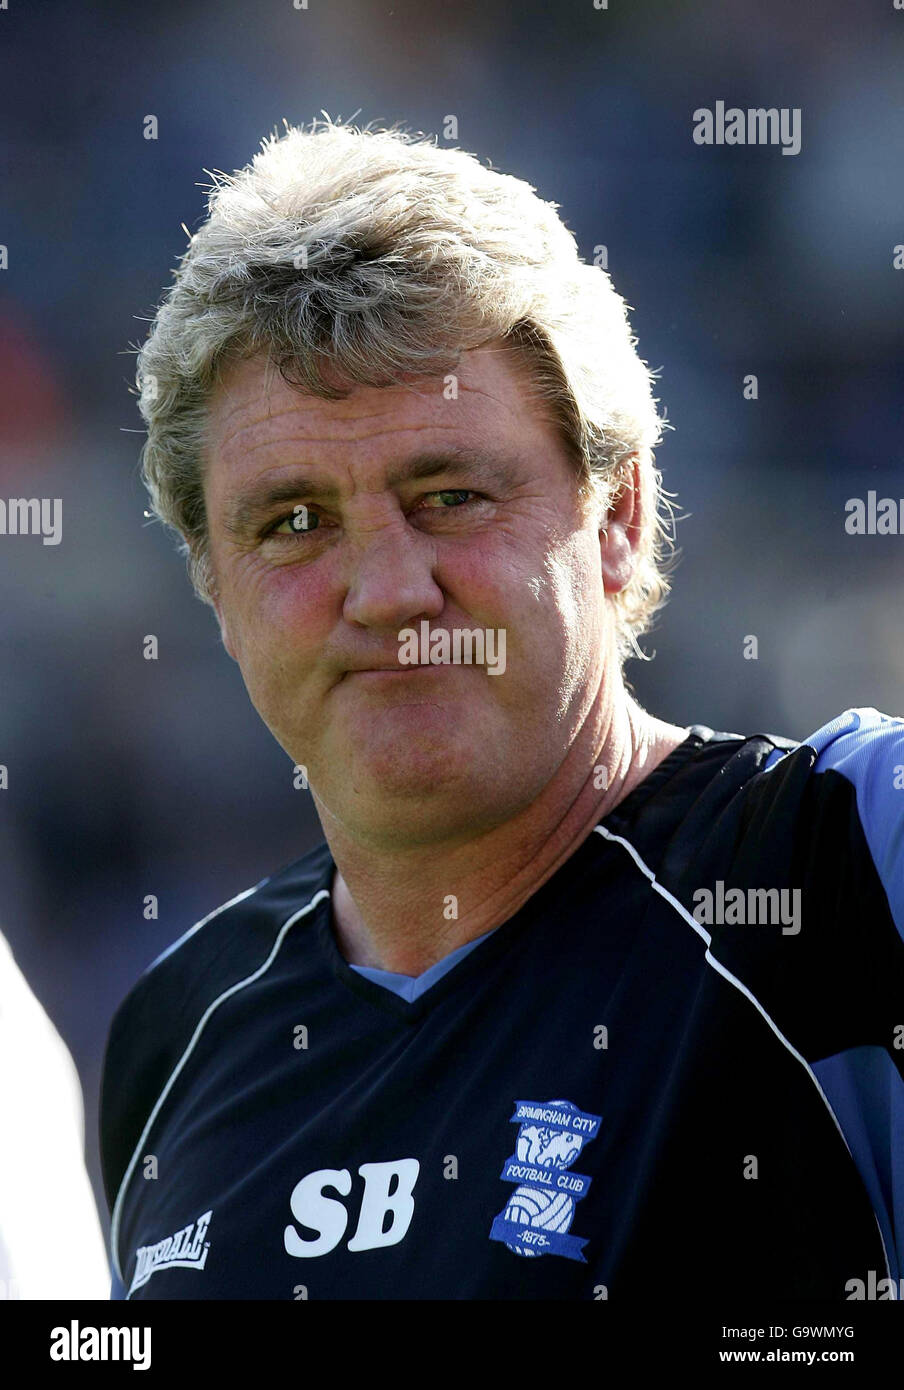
489, 1099, 602, 1262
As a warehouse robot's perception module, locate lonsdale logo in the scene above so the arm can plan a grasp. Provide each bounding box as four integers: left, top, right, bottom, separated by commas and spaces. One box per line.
128, 1209, 212, 1295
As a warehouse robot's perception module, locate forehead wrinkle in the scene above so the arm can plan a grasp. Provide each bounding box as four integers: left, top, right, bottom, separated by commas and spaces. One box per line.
217, 372, 449, 434
217, 414, 474, 467
209, 346, 538, 462
215, 357, 532, 435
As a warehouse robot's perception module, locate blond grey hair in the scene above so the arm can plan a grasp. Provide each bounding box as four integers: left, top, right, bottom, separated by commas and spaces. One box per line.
135, 116, 677, 662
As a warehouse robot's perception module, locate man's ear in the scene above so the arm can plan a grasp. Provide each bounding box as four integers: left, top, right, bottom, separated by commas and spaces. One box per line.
599, 453, 643, 595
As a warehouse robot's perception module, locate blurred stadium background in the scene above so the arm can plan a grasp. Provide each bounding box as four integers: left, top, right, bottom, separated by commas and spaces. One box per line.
1, 0, 902, 1272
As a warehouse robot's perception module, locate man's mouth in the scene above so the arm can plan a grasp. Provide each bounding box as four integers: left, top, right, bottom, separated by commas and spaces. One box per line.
344, 665, 447, 680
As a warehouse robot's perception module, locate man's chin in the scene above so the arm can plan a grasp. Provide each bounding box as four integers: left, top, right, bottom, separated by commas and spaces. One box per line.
317, 741, 503, 845
341, 700, 472, 765
350, 745, 472, 799
314, 788, 460, 852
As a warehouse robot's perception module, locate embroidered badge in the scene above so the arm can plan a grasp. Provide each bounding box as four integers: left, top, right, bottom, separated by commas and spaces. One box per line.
489, 1099, 601, 1261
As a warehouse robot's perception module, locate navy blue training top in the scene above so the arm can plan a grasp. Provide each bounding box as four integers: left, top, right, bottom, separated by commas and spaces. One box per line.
100, 707, 904, 1300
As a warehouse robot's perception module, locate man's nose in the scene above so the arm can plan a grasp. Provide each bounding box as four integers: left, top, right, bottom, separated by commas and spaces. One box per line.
341, 516, 445, 630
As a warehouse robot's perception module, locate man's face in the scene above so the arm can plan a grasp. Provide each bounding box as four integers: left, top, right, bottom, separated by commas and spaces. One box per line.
204, 343, 624, 848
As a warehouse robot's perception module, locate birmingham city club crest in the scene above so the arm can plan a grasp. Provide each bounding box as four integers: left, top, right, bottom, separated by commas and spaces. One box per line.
488, 1099, 602, 1261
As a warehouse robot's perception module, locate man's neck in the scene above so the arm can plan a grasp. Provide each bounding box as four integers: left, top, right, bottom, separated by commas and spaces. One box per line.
322, 696, 689, 977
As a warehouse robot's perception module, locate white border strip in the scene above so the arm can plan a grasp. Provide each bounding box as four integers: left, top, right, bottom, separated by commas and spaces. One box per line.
143, 879, 270, 974
594, 823, 893, 1282
110, 887, 331, 1286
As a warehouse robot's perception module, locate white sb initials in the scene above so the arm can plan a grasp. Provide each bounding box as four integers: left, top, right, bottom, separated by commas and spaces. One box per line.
284, 1160, 420, 1257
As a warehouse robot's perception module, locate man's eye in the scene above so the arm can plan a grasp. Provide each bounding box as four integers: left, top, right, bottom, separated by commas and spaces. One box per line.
265, 490, 478, 539
421, 490, 476, 508
269, 506, 320, 536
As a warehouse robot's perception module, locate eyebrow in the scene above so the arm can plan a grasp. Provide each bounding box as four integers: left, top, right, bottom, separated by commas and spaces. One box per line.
220, 447, 522, 538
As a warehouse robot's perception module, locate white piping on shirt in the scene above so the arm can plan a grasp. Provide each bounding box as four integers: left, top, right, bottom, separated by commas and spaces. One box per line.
594, 823, 893, 1284
143, 879, 270, 974
110, 887, 331, 1286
